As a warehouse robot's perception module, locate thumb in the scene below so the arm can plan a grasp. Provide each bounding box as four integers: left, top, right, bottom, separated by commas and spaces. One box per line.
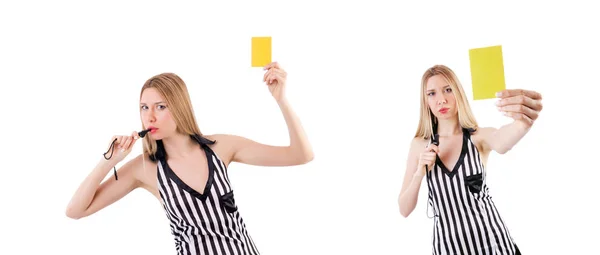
428, 144, 440, 154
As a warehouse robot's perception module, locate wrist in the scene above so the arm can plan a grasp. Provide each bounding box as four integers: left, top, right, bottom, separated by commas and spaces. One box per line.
412, 174, 424, 181
513, 118, 533, 130
412, 168, 426, 180
276, 97, 289, 105
99, 156, 118, 169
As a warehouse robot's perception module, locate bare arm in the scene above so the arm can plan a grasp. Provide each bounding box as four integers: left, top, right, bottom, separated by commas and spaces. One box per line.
213, 97, 313, 167
481, 89, 544, 154
65, 134, 142, 219
478, 121, 531, 154
215, 62, 313, 167
398, 138, 437, 218
65, 155, 143, 219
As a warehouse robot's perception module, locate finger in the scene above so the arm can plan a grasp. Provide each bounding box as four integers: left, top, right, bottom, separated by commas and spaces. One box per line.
421, 154, 434, 161
272, 69, 287, 81
423, 159, 435, 166
131, 131, 140, 140
269, 61, 280, 70
127, 135, 138, 150
425, 162, 435, 171
425, 144, 439, 154
429, 144, 439, 154
125, 135, 135, 149
263, 69, 272, 82
422, 154, 436, 161
498, 104, 538, 120
271, 73, 281, 84
268, 74, 280, 85
121, 136, 132, 151
263, 62, 273, 70
271, 68, 286, 76
109, 136, 118, 149
263, 61, 279, 70
496, 89, 542, 100
496, 94, 533, 108
265, 74, 274, 84
420, 159, 434, 168
117, 136, 125, 148
120, 136, 129, 149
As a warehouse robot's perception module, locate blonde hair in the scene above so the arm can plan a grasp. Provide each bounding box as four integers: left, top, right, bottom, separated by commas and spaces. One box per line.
139, 73, 206, 161
414, 65, 478, 140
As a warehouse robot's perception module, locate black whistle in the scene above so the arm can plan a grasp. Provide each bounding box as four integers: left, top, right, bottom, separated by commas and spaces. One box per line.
138, 129, 151, 138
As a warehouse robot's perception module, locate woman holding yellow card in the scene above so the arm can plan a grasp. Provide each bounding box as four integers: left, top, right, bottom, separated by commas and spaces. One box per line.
398, 65, 543, 255
65, 62, 314, 255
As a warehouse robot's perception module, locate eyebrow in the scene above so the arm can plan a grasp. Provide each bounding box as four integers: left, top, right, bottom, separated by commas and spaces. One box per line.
426, 85, 451, 92
140, 101, 165, 105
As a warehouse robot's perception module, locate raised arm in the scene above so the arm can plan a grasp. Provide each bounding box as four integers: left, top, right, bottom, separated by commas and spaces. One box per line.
214, 62, 313, 167
480, 89, 543, 154
65, 133, 143, 219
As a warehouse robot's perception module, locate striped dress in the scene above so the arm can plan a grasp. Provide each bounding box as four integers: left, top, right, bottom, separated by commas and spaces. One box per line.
426, 129, 520, 255
155, 136, 260, 255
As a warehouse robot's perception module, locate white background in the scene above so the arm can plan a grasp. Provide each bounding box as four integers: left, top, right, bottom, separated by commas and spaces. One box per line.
1, 1, 598, 254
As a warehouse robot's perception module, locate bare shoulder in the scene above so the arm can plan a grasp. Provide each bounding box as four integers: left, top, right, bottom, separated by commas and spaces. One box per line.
123, 153, 147, 169
203, 134, 239, 165
409, 136, 429, 155
470, 127, 497, 153
123, 153, 158, 195
411, 136, 428, 147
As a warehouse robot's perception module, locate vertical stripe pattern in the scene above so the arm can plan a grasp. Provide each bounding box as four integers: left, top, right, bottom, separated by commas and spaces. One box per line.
426, 129, 517, 255
157, 141, 260, 255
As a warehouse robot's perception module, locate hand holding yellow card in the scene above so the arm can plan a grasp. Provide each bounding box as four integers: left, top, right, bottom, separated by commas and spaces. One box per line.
469, 45, 506, 100
251, 37, 271, 67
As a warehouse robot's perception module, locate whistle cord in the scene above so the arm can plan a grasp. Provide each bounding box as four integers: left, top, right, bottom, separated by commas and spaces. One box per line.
101, 129, 150, 181
103, 138, 119, 181
426, 114, 439, 219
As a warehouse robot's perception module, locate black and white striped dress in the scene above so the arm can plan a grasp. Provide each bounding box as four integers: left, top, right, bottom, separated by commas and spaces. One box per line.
155, 136, 260, 255
426, 129, 520, 255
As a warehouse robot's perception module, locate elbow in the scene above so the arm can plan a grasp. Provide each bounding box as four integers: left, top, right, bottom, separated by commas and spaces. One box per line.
65, 211, 81, 220
293, 147, 314, 165
398, 199, 412, 218
65, 207, 84, 220
399, 206, 412, 218
489, 140, 513, 155
495, 145, 513, 155
302, 150, 314, 163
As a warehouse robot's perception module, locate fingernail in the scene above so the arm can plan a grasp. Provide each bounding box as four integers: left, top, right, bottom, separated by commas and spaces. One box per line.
496, 92, 502, 97
121, 149, 125, 152
495, 101, 500, 106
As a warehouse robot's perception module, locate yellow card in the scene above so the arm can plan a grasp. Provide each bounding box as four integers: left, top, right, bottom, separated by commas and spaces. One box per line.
251, 37, 271, 67
468, 45, 506, 100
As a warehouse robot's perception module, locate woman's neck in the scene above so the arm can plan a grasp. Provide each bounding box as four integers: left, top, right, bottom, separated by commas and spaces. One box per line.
161, 133, 198, 159
436, 117, 462, 137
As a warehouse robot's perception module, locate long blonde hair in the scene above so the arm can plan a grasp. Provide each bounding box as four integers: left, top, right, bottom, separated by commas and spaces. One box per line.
414, 65, 478, 140
139, 73, 207, 161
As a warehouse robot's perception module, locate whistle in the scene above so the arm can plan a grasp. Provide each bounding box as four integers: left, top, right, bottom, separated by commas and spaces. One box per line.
138, 129, 151, 138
